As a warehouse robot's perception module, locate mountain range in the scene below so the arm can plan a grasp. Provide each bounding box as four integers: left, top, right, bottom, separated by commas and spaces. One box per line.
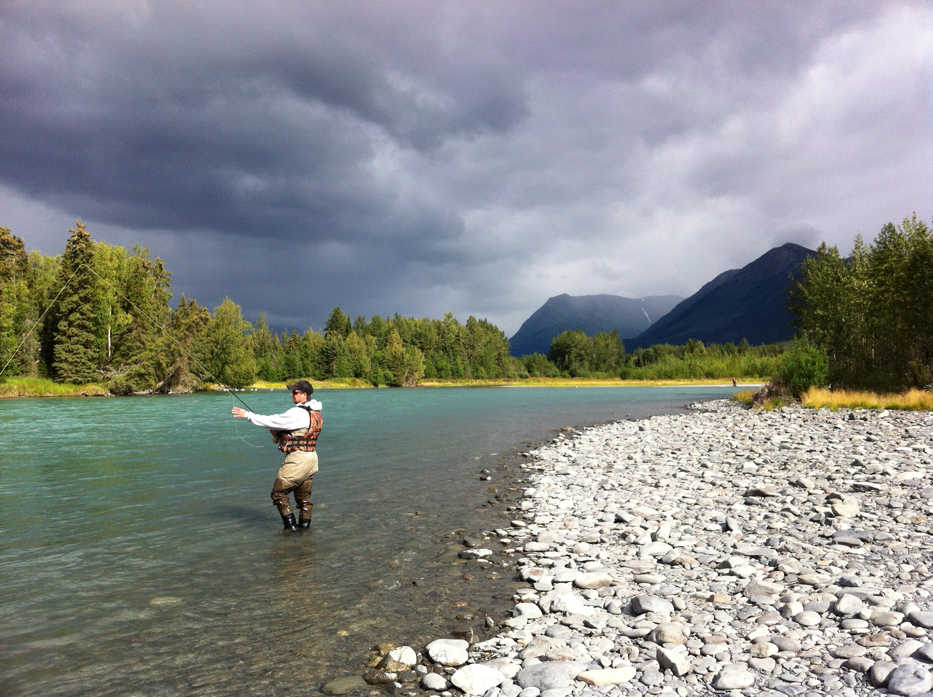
509, 242, 815, 356
508, 294, 682, 357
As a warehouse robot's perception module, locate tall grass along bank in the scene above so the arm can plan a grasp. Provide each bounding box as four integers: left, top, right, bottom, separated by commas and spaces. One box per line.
802, 386, 933, 411
0, 376, 109, 398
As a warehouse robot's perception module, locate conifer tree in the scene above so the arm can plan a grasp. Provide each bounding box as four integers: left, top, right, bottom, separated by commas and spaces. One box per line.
159, 295, 211, 392
203, 298, 256, 388
791, 214, 932, 390
54, 221, 101, 383
252, 313, 285, 380
300, 329, 325, 379
324, 306, 351, 339
115, 248, 172, 390
283, 331, 302, 378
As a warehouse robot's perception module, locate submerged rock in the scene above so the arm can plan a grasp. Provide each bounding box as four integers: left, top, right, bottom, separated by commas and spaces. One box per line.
321, 676, 367, 695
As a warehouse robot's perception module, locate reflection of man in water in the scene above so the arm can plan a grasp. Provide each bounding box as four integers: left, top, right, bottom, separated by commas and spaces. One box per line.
232, 380, 323, 532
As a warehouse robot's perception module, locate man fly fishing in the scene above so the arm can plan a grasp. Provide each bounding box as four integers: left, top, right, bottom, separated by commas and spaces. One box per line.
231, 380, 323, 532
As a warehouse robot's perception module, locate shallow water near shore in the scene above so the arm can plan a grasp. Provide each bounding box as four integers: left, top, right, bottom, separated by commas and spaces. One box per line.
0, 386, 739, 696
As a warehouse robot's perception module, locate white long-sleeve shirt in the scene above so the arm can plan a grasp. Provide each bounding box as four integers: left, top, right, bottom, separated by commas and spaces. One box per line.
243, 399, 323, 430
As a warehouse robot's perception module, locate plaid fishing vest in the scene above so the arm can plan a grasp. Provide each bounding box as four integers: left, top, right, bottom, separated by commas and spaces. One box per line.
276, 406, 323, 453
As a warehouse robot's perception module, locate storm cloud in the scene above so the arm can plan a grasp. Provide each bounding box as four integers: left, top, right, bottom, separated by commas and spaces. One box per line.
2, 1, 930, 334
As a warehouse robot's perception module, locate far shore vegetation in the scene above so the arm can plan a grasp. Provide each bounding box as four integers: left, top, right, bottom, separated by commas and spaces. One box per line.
0, 376, 110, 398
1, 374, 761, 399
2, 214, 930, 409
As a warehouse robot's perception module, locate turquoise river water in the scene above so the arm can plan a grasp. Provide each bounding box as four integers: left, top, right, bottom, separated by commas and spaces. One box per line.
0, 386, 740, 696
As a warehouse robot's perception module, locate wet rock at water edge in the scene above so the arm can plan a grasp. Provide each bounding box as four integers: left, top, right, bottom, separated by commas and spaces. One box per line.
458, 548, 493, 560
420, 672, 448, 690
425, 638, 469, 666
362, 668, 397, 685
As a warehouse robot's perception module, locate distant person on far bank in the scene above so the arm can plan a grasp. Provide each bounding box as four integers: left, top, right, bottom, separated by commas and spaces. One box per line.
232, 380, 323, 532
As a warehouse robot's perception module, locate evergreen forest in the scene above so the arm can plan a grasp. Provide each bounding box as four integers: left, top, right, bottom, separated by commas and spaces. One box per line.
790, 214, 932, 392
2, 215, 929, 395
0, 223, 521, 391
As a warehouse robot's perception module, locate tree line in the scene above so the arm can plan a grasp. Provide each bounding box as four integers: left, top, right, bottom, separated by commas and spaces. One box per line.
0, 222, 526, 390
790, 214, 931, 392
541, 330, 784, 380
21, 217, 928, 394
2, 221, 790, 392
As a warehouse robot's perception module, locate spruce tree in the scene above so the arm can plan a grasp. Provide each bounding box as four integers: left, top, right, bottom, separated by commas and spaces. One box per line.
159, 295, 211, 392
204, 298, 256, 388
115, 247, 172, 390
324, 306, 351, 339
54, 221, 100, 383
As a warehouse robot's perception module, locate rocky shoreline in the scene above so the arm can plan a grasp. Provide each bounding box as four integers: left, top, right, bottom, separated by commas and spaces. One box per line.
345, 399, 933, 697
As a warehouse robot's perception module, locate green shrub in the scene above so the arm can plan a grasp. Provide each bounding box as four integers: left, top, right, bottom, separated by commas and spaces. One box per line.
107, 374, 135, 396
777, 337, 828, 398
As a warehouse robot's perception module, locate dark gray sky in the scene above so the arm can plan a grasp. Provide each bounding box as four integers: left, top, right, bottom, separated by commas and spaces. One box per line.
2, 1, 930, 336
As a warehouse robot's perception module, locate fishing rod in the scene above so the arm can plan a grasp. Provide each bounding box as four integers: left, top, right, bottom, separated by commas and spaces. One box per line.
0, 259, 258, 412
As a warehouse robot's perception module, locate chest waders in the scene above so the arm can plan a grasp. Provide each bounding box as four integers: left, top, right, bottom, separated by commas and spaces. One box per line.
271, 407, 323, 531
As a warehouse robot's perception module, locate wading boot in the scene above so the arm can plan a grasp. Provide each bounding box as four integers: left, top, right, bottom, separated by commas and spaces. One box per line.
298, 515, 311, 530
281, 513, 298, 532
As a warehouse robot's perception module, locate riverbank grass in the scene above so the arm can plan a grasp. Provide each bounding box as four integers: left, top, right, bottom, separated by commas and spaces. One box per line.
802, 386, 933, 411
730, 389, 757, 406
420, 377, 764, 388
0, 376, 109, 398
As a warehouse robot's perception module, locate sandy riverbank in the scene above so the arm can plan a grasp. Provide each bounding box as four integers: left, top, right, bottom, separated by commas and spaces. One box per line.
361, 400, 933, 696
